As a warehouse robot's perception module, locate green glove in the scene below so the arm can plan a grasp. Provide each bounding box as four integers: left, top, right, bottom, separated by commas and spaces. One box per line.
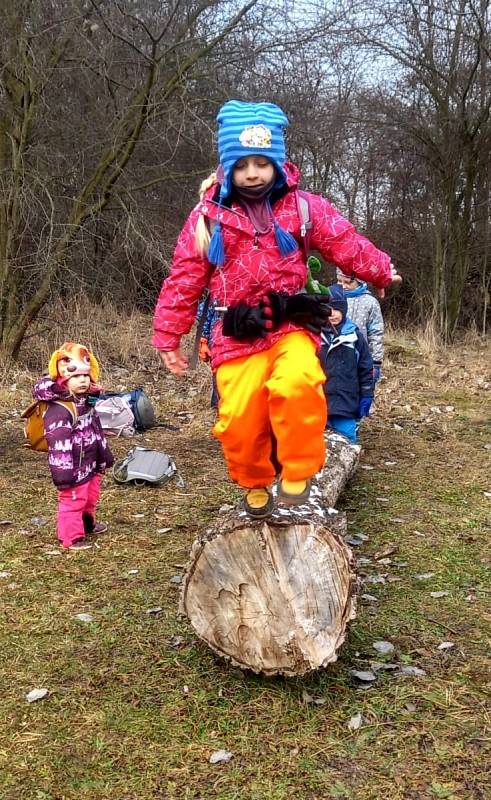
305, 256, 330, 295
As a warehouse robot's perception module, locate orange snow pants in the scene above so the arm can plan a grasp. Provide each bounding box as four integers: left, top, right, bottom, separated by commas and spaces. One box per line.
213, 331, 327, 488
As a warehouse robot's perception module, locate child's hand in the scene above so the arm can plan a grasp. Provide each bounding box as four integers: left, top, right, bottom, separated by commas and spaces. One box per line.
222, 301, 274, 340
358, 396, 373, 418
159, 349, 188, 375
376, 263, 402, 298
199, 337, 212, 362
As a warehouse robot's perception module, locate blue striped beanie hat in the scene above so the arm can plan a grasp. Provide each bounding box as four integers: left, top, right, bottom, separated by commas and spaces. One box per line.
208, 100, 298, 266
217, 100, 288, 201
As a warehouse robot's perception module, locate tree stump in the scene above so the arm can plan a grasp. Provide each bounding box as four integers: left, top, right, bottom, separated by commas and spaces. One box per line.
180, 432, 361, 676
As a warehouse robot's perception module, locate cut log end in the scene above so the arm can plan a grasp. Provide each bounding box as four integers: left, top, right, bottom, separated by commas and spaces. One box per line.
180, 514, 358, 676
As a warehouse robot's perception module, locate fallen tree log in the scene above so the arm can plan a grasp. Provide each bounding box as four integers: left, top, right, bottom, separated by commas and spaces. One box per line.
180, 432, 361, 676
318, 431, 361, 509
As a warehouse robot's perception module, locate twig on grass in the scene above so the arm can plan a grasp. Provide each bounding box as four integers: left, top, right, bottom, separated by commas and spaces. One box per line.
425, 617, 458, 635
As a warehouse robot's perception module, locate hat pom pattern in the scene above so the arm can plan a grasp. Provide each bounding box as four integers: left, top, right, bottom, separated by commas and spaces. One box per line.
239, 125, 272, 149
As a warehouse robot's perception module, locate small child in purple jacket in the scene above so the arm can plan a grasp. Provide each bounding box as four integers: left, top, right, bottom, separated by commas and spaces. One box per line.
33, 342, 114, 550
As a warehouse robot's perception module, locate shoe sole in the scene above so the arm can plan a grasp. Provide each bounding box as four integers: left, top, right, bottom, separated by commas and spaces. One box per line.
243, 506, 274, 519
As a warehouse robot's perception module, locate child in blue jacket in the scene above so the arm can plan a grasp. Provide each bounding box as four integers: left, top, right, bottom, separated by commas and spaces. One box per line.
319, 285, 374, 444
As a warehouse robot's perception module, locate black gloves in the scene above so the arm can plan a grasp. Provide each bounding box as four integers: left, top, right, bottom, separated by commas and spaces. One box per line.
267, 291, 332, 334
222, 292, 332, 341
222, 300, 273, 340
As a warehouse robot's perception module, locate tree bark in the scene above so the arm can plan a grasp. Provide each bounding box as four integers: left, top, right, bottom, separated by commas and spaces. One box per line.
180, 432, 360, 676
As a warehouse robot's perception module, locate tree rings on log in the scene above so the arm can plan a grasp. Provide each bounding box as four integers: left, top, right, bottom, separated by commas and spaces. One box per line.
180, 512, 357, 676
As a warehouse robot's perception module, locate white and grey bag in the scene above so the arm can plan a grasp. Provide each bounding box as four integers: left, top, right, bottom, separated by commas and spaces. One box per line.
112, 447, 185, 487
95, 396, 135, 437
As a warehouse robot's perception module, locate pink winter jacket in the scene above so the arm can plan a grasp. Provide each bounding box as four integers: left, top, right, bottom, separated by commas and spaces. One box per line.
152, 163, 392, 369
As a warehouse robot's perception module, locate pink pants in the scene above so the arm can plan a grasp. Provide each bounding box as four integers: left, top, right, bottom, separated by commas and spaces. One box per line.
57, 474, 102, 548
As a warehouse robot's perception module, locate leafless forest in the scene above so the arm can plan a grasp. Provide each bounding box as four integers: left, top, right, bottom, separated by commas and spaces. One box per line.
1, 0, 490, 359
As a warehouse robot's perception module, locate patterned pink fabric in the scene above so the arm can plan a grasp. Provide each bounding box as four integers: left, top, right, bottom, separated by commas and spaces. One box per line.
33, 376, 114, 488
57, 473, 101, 547
152, 162, 391, 369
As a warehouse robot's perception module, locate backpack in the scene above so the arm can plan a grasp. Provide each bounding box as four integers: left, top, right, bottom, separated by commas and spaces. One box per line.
125, 387, 157, 431
94, 396, 135, 437
112, 446, 185, 487
96, 387, 157, 433
21, 399, 77, 452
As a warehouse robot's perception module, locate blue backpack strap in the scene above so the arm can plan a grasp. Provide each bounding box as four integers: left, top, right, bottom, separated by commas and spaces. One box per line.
189, 290, 211, 370
190, 215, 218, 370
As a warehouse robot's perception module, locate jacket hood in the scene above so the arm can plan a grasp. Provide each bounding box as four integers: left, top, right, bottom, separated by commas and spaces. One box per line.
33, 375, 101, 404
282, 161, 301, 189
327, 283, 348, 323
341, 317, 357, 334
202, 160, 301, 205
344, 281, 368, 297
323, 316, 357, 340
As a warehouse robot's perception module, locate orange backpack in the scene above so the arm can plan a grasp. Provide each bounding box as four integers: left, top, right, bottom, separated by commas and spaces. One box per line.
21, 399, 77, 452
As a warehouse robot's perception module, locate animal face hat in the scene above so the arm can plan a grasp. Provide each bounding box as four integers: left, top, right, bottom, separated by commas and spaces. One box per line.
208, 100, 298, 266
48, 342, 99, 383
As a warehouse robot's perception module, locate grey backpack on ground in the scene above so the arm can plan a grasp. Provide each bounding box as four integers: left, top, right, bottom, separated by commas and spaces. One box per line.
112, 447, 185, 487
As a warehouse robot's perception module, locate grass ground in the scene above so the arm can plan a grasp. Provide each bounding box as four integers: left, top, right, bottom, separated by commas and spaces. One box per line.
0, 324, 489, 800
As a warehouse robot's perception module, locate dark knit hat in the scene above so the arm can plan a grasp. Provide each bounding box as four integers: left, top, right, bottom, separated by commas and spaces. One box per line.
208, 100, 298, 266
327, 284, 348, 322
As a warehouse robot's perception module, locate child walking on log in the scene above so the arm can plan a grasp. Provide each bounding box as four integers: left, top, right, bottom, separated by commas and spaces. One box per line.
33, 343, 114, 550
152, 100, 400, 518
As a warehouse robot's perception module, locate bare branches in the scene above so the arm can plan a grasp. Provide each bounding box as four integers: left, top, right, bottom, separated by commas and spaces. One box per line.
0, 0, 261, 357
0, 0, 489, 355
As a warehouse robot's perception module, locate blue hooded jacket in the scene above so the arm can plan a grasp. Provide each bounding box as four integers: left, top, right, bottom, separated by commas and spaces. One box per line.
319, 285, 374, 418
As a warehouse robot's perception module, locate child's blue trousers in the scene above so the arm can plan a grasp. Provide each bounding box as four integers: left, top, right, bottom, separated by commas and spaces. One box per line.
328, 416, 358, 443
